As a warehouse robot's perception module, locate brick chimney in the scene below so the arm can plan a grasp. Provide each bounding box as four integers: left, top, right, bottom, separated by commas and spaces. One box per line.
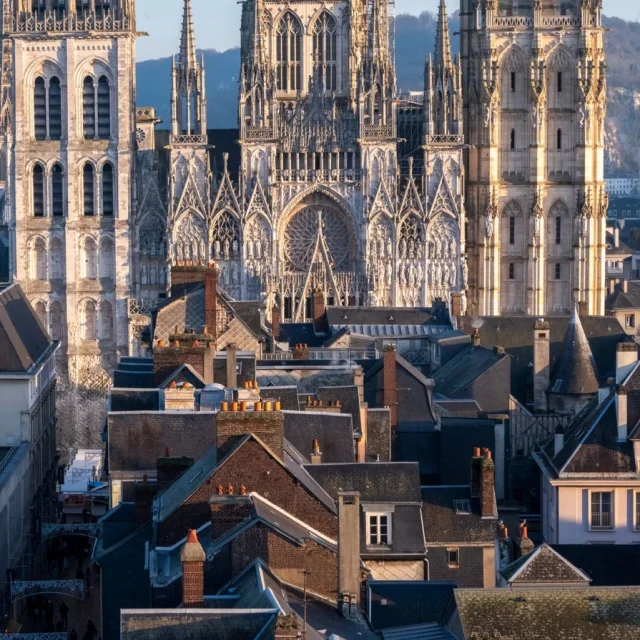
310, 439, 323, 464
181, 529, 206, 608
338, 491, 360, 619
134, 476, 157, 526
216, 405, 285, 459
517, 521, 535, 558
271, 305, 281, 343
292, 344, 310, 360
383, 345, 397, 429
497, 521, 512, 569
533, 319, 550, 413
312, 288, 326, 331
157, 456, 194, 491
480, 448, 495, 518
616, 341, 638, 384
154, 341, 214, 386
470, 447, 482, 499
226, 343, 238, 389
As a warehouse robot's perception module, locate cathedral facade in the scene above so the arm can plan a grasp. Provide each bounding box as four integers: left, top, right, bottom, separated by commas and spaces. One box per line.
0, 0, 605, 380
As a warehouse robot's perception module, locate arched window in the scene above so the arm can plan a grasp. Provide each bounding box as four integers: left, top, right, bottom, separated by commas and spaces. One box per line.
34, 301, 46, 327
557, 71, 563, 93
276, 12, 302, 92
509, 216, 515, 245
510, 71, 516, 93
83, 76, 96, 139
557, 128, 562, 150
34, 77, 47, 141
82, 237, 98, 280
509, 263, 515, 280
83, 164, 95, 216
33, 164, 44, 217
555, 263, 561, 280
31, 238, 47, 280
313, 12, 337, 91
102, 162, 114, 216
49, 237, 64, 280
97, 76, 111, 140
49, 77, 62, 140
510, 129, 516, 150
49, 302, 63, 341
555, 216, 562, 245
82, 300, 97, 341
99, 237, 114, 279
100, 301, 113, 340
52, 163, 64, 217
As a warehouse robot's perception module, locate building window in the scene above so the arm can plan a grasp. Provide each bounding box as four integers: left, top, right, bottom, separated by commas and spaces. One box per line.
33, 164, 44, 217
557, 71, 563, 93
557, 129, 562, 150
82, 237, 98, 280
555, 263, 561, 280
510, 71, 516, 93
52, 163, 64, 217
49, 237, 63, 280
102, 162, 114, 215
99, 237, 114, 279
82, 300, 97, 340
100, 300, 113, 340
97, 76, 111, 140
625, 314, 636, 330
509, 263, 515, 280
31, 238, 47, 281
276, 12, 302, 92
83, 164, 95, 216
453, 500, 471, 515
555, 216, 561, 245
636, 492, 640, 530
49, 77, 62, 140
83, 76, 96, 139
447, 547, 460, 568
34, 301, 46, 327
367, 513, 391, 546
34, 77, 47, 141
510, 128, 516, 150
312, 12, 337, 91
509, 216, 515, 245
590, 491, 613, 529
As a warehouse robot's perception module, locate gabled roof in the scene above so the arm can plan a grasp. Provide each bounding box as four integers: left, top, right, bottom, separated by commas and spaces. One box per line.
0, 283, 54, 373
606, 280, 640, 311
159, 363, 207, 389
501, 544, 592, 585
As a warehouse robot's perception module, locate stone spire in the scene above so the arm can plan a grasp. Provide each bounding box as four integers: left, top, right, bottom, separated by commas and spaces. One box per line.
434, 0, 453, 72
179, 0, 198, 77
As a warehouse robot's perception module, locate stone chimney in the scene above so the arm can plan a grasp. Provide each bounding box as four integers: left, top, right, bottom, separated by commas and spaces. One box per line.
383, 345, 398, 429
164, 382, 196, 411
480, 448, 495, 518
614, 225, 620, 248
472, 328, 481, 347
134, 476, 157, 526
497, 521, 512, 570
181, 529, 206, 608
554, 425, 564, 457
310, 439, 323, 464
616, 384, 628, 442
533, 319, 550, 413
517, 521, 535, 558
157, 456, 194, 491
616, 341, 638, 384
292, 344, 310, 360
271, 305, 281, 343
226, 343, 238, 389
578, 300, 588, 318
338, 491, 360, 619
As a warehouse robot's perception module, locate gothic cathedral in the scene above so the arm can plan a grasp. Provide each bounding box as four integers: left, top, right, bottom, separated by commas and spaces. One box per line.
0, 0, 606, 380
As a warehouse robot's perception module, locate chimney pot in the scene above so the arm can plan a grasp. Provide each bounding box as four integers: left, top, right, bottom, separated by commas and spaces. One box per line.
221, 401, 228, 411
231, 401, 239, 412
254, 401, 263, 412
240, 401, 248, 412
473, 447, 481, 457
265, 401, 272, 412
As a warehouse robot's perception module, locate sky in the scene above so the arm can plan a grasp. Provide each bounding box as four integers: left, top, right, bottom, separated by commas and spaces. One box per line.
136, 0, 639, 62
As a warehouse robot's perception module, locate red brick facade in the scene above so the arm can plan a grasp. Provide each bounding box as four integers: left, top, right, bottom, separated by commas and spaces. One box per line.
383, 346, 398, 428
154, 343, 214, 386
216, 410, 285, 460
182, 561, 205, 607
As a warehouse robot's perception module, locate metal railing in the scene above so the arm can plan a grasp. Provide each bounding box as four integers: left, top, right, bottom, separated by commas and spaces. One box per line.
169, 134, 208, 145
10, 10, 131, 33
590, 511, 612, 529
262, 347, 379, 361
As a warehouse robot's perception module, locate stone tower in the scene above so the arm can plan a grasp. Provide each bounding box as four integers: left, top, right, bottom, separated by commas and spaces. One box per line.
0, 0, 137, 382
461, 0, 607, 316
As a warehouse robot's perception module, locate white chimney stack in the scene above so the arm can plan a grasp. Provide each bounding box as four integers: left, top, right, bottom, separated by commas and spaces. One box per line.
616, 342, 638, 385
616, 384, 628, 442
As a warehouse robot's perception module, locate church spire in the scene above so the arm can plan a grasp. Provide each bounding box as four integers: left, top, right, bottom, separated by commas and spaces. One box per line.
179, 0, 198, 76
434, 0, 453, 71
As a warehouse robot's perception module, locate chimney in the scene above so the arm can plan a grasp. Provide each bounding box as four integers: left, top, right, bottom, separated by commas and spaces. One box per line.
154, 341, 214, 386
310, 439, 323, 464
616, 341, 638, 384
216, 407, 285, 459
480, 448, 496, 518
181, 529, 206, 608
497, 521, 512, 570
517, 522, 535, 558
157, 456, 194, 491
312, 288, 326, 330
472, 328, 481, 347
271, 305, 281, 343
533, 319, 550, 413
554, 425, 564, 457
622, 279, 628, 294
134, 476, 157, 526
226, 343, 238, 389
204, 265, 218, 340
383, 345, 398, 429
614, 225, 620, 248
353, 366, 365, 405
292, 343, 310, 360
470, 447, 482, 499
338, 491, 361, 618
164, 382, 196, 411
616, 384, 628, 442
578, 300, 588, 318
608, 280, 616, 295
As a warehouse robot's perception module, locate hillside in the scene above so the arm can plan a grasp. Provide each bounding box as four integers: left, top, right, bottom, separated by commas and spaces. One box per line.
135, 11, 639, 175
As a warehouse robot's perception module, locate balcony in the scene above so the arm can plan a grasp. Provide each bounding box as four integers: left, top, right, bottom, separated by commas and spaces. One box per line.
275, 169, 361, 183
169, 134, 208, 145
590, 511, 612, 529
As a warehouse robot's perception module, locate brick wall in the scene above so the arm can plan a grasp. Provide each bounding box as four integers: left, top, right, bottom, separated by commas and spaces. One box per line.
383, 346, 397, 428
365, 408, 391, 462
425, 546, 487, 588
216, 410, 284, 459
154, 344, 214, 386
157, 437, 337, 546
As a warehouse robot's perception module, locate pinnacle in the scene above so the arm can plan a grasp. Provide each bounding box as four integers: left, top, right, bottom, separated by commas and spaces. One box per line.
434, 0, 453, 71
179, 0, 198, 74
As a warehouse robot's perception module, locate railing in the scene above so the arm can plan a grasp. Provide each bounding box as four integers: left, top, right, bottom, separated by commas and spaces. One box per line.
490, 16, 533, 28
425, 134, 464, 145
244, 127, 274, 141
11, 10, 131, 33
10, 580, 84, 603
169, 134, 208, 145
3, 635, 68, 640
590, 511, 612, 529
539, 15, 580, 28
275, 169, 361, 183
42, 523, 102, 540
262, 347, 379, 361
362, 124, 394, 139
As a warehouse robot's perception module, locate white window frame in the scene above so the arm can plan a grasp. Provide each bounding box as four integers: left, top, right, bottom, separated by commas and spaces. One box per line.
588, 490, 614, 531
366, 512, 392, 546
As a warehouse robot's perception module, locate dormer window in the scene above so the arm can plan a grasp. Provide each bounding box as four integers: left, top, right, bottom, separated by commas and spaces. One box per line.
367, 513, 391, 546
454, 499, 471, 514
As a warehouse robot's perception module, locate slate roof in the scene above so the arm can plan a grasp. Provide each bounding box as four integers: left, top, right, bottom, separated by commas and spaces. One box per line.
109, 389, 161, 412
305, 462, 422, 503
501, 543, 591, 584
367, 581, 456, 631
431, 345, 508, 400
606, 231, 634, 256
451, 587, 640, 640
548, 307, 599, 396
0, 283, 54, 372
606, 281, 640, 310
259, 385, 300, 411
317, 385, 362, 434
275, 322, 326, 348
282, 411, 355, 463
456, 315, 626, 405
159, 364, 207, 390
381, 623, 456, 640
551, 545, 640, 586
421, 486, 495, 545
257, 364, 355, 393
326, 306, 449, 327
113, 357, 156, 389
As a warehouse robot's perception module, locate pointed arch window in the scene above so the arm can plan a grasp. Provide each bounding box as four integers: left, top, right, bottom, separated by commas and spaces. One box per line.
555, 263, 561, 280
97, 76, 111, 140
50, 302, 63, 342
49, 237, 64, 280
555, 216, 562, 245
510, 71, 516, 93
510, 129, 516, 150
34, 77, 47, 141
82, 300, 97, 341
52, 163, 64, 217
100, 301, 113, 340
83, 76, 96, 139
276, 12, 302, 92
34, 301, 46, 328
102, 162, 114, 216
82, 237, 98, 280
509, 216, 515, 245
49, 77, 62, 140
557, 71, 563, 93
31, 238, 47, 281
557, 128, 562, 150
313, 12, 337, 92
509, 263, 515, 280
33, 164, 45, 217
99, 237, 114, 280
83, 164, 95, 216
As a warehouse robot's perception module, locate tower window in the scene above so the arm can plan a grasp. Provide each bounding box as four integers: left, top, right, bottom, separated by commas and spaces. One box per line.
555, 263, 561, 280
83, 164, 95, 216
34, 77, 46, 141
510, 129, 516, 150
276, 12, 302, 92
102, 162, 114, 216
82, 238, 98, 280
555, 216, 562, 245
509, 216, 515, 245
49, 77, 62, 140
83, 76, 96, 139
511, 72, 516, 93
557, 129, 562, 150
509, 263, 515, 280
33, 164, 44, 217
52, 163, 64, 217
312, 12, 338, 92
97, 76, 111, 140
82, 300, 97, 340
557, 71, 563, 93
100, 301, 113, 340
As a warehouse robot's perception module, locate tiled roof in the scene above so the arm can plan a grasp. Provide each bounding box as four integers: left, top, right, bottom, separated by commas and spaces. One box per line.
501, 544, 591, 584
452, 587, 640, 640
381, 623, 456, 640
606, 281, 640, 310
326, 306, 441, 327
259, 385, 300, 411
317, 385, 362, 433
550, 545, 640, 586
